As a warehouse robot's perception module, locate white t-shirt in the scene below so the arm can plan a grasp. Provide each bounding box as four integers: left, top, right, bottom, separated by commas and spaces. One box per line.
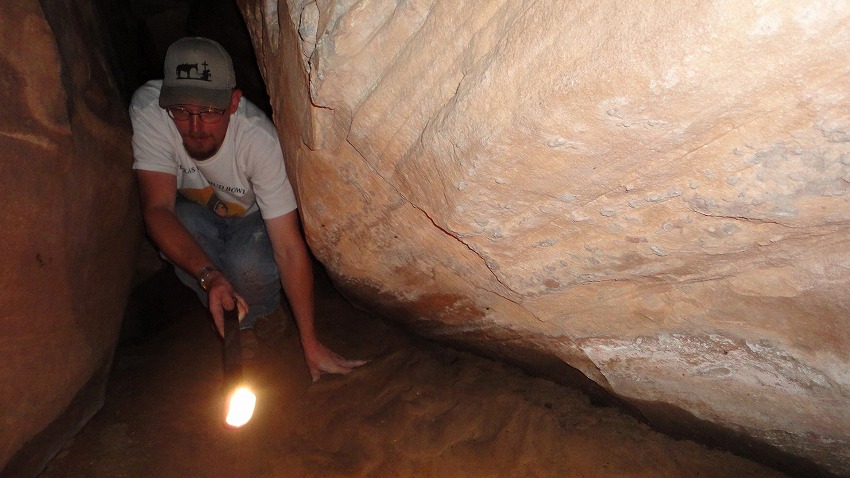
130, 80, 297, 219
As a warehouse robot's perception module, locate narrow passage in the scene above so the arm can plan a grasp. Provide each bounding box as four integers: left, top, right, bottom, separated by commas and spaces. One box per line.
40, 266, 785, 478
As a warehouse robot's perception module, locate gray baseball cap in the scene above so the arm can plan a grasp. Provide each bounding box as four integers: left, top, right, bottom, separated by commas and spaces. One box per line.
159, 37, 236, 110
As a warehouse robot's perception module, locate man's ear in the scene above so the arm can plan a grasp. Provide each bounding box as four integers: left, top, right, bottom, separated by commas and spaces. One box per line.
228, 89, 243, 113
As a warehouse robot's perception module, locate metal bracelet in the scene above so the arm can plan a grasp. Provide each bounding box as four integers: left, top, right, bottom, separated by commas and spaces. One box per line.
197, 265, 220, 291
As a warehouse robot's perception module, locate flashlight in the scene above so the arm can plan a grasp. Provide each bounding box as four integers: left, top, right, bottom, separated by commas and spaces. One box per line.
223, 304, 256, 428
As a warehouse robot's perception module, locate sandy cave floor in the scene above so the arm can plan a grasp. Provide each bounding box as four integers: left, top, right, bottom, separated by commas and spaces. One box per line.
38, 266, 788, 478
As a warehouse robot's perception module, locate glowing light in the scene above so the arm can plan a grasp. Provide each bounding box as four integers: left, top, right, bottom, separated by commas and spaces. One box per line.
225, 386, 256, 427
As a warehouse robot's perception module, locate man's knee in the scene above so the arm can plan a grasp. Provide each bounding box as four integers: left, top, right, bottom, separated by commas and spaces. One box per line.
173, 197, 210, 232
225, 246, 278, 287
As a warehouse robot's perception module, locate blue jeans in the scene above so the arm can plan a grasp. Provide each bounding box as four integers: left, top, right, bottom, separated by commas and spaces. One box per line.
172, 196, 281, 329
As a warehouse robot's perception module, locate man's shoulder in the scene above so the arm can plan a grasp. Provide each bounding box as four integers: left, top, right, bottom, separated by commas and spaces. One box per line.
130, 80, 163, 111
233, 99, 280, 144
236, 98, 274, 127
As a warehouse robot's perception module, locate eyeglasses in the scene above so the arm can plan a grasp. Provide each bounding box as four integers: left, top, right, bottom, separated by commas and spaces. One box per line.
166, 106, 226, 124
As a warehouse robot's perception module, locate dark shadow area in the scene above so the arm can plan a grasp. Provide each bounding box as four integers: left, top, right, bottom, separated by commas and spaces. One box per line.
93, 0, 271, 115
633, 399, 839, 478
3, 361, 111, 478
120, 264, 198, 345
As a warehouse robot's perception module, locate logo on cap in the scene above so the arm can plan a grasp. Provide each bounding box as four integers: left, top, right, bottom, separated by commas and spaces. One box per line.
175, 61, 213, 82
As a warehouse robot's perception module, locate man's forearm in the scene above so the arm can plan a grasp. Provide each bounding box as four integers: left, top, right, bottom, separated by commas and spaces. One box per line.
277, 246, 318, 346
135, 170, 241, 334
264, 212, 367, 381
265, 212, 321, 348
143, 206, 214, 280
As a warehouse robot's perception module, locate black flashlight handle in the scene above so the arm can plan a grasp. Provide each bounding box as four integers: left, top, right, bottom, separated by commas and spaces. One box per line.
222, 305, 242, 384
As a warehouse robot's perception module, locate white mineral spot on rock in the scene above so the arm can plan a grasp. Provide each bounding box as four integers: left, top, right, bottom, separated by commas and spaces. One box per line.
546, 137, 567, 147
749, 13, 783, 36
570, 211, 591, 222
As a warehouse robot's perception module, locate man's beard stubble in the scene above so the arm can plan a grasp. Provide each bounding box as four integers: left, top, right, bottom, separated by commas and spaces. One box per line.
183, 136, 217, 160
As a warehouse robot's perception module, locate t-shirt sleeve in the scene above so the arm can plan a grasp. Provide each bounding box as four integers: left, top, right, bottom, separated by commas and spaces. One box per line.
242, 124, 298, 219
129, 82, 179, 176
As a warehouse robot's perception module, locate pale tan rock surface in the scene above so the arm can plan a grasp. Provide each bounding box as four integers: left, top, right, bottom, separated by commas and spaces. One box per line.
0, 0, 141, 475
240, 0, 850, 474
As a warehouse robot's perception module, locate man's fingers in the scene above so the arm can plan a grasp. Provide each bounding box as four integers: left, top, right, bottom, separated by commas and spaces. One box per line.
306, 343, 369, 382
234, 295, 249, 321
336, 358, 368, 370
208, 291, 233, 337
323, 352, 368, 371
311, 357, 368, 381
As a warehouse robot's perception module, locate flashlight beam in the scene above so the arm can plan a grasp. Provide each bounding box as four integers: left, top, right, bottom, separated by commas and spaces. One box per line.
225, 387, 256, 428
221, 305, 256, 427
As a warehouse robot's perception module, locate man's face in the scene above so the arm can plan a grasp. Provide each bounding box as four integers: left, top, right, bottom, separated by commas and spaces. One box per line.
168, 89, 242, 160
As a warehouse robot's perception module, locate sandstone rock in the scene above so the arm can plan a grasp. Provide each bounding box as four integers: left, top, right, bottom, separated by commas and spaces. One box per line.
241, 0, 850, 474
0, 0, 141, 475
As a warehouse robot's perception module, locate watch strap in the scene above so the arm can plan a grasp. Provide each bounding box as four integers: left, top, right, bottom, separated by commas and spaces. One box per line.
197, 265, 220, 291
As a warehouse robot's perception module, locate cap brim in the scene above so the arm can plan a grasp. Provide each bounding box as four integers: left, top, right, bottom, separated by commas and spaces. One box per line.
159, 84, 232, 110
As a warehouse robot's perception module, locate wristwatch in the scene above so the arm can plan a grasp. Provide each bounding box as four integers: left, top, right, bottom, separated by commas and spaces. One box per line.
197, 265, 220, 291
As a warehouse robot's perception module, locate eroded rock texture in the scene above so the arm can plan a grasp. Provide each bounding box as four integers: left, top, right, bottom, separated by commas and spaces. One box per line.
0, 0, 140, 475
240, 0, 850, 474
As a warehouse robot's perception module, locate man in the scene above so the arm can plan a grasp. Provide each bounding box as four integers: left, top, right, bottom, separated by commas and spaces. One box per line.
130, 36, 365, 381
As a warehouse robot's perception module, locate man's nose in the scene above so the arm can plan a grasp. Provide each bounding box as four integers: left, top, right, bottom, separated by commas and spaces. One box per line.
187, 114, 204, 131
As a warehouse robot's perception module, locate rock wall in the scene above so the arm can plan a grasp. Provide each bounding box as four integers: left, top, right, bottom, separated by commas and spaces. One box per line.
240, 0, 850, 475
0, 0, 141, 475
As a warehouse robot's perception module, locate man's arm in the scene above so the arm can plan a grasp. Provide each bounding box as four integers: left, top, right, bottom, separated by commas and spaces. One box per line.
264, 211, 367, 381
136, 169, 244, 334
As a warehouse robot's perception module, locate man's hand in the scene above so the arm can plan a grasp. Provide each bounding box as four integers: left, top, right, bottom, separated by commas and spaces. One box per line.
302, 340, 368, 382
205, 271, 248, 336
264, 212, 367, 381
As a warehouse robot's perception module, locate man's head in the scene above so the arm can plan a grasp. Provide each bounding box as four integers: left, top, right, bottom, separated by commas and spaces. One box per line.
159, 37, 236, 110
159, 37, 242, 160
